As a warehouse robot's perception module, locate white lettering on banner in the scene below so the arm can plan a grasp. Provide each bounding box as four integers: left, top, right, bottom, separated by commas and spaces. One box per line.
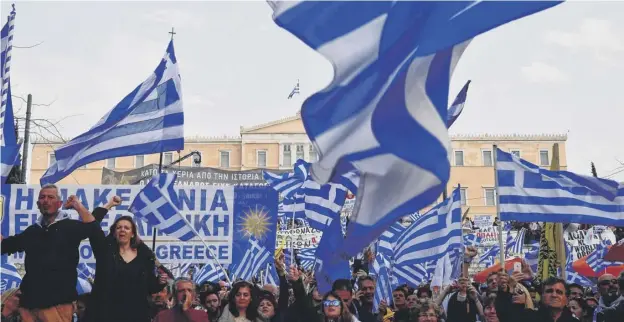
6, 185, 239, 264
564, 229, 615, 261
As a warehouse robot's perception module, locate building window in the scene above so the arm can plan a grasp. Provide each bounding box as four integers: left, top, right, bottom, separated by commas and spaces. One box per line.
164, 152, 174, 166
309, 145, 318, 161
484, 188, 496, 206
283, 145, 291, 166
220, 151, 230, 169
539, 150, 549, 166
191, 153, 201, 168
510, 149, 521, 158
454, 150, 464, 166
482, 150, 493, 167
48, 153, 56, 167
135, 155, 145, 168
460, 188, 468, 206
257, 150, 267, 168
106, 158, 116, 169
296, 144, 304, 161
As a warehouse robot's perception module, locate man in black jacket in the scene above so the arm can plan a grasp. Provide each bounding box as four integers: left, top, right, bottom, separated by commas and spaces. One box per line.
1, 185, 102, 322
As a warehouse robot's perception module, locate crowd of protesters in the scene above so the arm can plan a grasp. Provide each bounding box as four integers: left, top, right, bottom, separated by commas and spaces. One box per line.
2, 186, 623, 322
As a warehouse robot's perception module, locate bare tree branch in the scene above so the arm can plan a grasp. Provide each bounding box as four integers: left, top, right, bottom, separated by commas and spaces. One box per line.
11, 94, 57, 107
13, 40, 44, 49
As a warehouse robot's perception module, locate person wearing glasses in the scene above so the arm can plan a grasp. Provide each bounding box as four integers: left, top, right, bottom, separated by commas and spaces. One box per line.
318, 292, 359, 322
596, 271, 624, 322
504, 277, 577, 322
596, 274, 620, 310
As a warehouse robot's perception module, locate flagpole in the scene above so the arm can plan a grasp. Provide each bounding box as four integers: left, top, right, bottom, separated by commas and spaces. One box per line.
493, 145, 505, 267
152, 27, 178, 252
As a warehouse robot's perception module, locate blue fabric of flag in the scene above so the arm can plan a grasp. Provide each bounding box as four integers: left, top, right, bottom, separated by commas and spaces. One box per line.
40, 40, 184, 184
230, 237, 273, 281
1, 6, 20, 184
1, 255, 21, 292
462, 233, 482, 247
129, 173, 195, 241
393, 187, 462, 266
314, 216, 351, 294
195, 262, 226, 285
447, 80, 471, 127
496, 149, 624, 226
371, 252, 393, 312
269, 0, 562, 262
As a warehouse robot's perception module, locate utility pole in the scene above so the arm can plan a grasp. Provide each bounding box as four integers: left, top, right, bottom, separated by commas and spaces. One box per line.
20, 94, 32, 183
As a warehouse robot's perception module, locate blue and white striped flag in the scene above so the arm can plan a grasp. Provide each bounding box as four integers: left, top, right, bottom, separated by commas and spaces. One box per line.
230, 237, 272, 281
564, 242, 593, 287
264, 159, 358, 231
263, 263, 279, 286
371, 252, 393, 312
129, 173, 194, 241
1, 5, 20, 184
586, 240, 622, 274
525, 241, 540, 273
496, 149, 624, 226
1, 255, 21, 292
447, 80, 471, 128
76, 273, 92, 295
40, 39, 184, 184
269, 0, 561, 259
394, 262, 431, 288
479, 245, 500, 266
393, 187, 462, 266
194, 262, 226, 285
297, 248, 316, 271
77, 263, 95, 281
463, 233, 482, 247
507, 228, 526, 255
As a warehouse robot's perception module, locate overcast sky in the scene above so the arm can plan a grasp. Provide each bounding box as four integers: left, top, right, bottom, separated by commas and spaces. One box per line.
3, 1, 623, 181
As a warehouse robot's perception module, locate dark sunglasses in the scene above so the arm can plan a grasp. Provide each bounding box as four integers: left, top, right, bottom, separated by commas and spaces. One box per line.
599, 279, 617, 286
323, 299, 341, 307
544, 288, 565, 295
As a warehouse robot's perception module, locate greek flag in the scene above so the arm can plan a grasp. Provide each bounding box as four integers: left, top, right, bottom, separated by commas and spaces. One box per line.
263, 263, 279, 286
447, 80, 471, 127
586, 240, 622, 274
269, 0, 561, 258
496, 149, 624, 226
393, 187, 462, 266
525, 241, 540, 273
0, 255, 20, 292
297, 248, 316, 271
393, 262, 430, 288
195, 262, 226, 285
287, 80, 300, 99
230, 237, 272, 281
371, 252, 393, 312
129, 173, 194, 241
479, 245, 500, 266
508, 228, 526, 255
377, 221, 407, 265
463, 233, 482, 247
77, 263, 95, 281
40, 40, 183, 184
564, 242, 593, 287
264, 159, 358, 231
1, 5, 20, 184
76, 273, 92, 295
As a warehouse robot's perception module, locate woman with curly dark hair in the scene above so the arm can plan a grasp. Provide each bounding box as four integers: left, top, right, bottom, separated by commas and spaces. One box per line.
218, 280, 261, 322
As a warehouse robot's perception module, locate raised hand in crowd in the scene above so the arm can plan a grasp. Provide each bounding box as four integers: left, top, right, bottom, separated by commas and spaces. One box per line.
467, 284, 479, 301
464, 245, 478, 259
378, 299, 388, 315
64, 195, 95, 223
275, 251, 286, 276
288, 264, 301, 281
104, 195, 122, 210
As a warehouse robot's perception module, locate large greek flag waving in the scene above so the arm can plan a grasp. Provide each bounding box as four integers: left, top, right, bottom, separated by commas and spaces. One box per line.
1, 5, 20, 184
41, 40, 183, 184
269, 1, 562, 257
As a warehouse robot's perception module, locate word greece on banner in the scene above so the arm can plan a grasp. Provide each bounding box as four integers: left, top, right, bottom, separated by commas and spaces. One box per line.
564, 228, 616, 261
2, 184, 277, 264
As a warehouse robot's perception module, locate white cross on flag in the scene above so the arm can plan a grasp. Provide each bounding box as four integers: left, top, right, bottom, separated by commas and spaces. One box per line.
129, 173, 194, 241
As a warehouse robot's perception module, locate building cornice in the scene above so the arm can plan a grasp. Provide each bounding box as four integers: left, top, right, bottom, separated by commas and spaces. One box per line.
450, 133, 568, 141
240, 112, 301, 134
